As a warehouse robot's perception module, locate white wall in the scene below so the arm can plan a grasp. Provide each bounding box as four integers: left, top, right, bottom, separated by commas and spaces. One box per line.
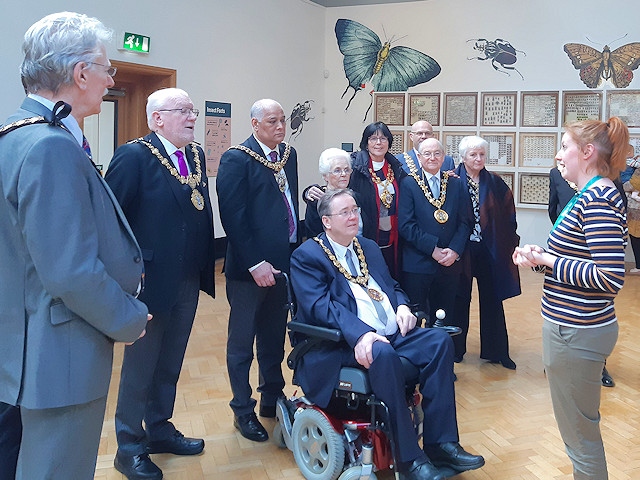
1, 0, 639, 257
0, 0, 326, 238
320, 0, 640, 257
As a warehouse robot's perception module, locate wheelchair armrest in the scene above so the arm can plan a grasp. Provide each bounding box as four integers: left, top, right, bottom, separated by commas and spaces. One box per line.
287, 320, 343, 343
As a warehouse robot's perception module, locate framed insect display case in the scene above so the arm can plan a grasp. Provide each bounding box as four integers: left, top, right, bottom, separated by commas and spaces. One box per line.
606, 90, 640, 127
629, 135, 640, 155
519, 133, 557, 168
518, 173, 550, 205
479, 132, 515, 166
481, 92, 517, 127
444, 93, 477, 127
408, 93, 440, 126
492, 171, 515, 191
521, 91, 559, 127
373, 93, 405, 127
389, 130, 405, 156
442, 131, 476, 165
562, 91, 602, 124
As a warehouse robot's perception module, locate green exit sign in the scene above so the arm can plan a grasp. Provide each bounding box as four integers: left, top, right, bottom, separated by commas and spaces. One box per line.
120, 32, 150, 53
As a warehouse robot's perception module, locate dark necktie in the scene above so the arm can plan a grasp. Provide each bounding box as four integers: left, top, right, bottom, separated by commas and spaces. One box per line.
346, 249, 387, 325
269, 150, 295, 238
175, 150, 188, 177
82, 135, 92, 160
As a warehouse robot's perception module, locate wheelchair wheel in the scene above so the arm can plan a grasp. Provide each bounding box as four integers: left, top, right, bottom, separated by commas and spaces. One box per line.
292, 408, 345, 480
272, 421, 287, 448
338, 466, 378, 480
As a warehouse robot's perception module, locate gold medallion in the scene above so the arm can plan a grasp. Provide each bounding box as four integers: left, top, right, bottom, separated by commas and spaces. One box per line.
367, 288, 384, 301
434, 209, 448, 224
191, 189, 205, 210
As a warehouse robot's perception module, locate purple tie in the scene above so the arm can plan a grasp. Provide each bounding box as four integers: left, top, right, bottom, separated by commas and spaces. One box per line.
175, 150, 188, 177
269, 150, 295, 238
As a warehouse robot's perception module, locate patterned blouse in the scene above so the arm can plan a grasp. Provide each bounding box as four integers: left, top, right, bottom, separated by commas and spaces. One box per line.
542, 185, 627, 328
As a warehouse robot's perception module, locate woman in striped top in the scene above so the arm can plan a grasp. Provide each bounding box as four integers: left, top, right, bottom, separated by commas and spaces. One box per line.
513, 117, 629, 480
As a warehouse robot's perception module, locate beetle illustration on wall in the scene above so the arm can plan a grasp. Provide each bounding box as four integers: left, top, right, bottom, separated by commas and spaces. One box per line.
288, 100, 314, 141
467, 38, 526, 80
334, 18, 441, 121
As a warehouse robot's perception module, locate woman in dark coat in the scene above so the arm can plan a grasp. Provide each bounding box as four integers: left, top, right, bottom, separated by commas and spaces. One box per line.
348, 122, 406, 278
452, 136, 520, 369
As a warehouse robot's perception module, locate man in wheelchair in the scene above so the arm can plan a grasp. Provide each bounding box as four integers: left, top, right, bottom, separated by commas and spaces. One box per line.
289, 189, 484, 480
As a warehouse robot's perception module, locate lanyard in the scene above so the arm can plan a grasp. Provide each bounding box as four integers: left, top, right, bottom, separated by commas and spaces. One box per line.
552, 175, 602, 231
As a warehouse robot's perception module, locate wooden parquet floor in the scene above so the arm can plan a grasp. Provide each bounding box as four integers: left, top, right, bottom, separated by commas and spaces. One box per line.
95, 262, 640, 479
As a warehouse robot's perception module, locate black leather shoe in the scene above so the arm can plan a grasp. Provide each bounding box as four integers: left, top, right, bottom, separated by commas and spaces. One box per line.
114, 452, 163, 480
453, 354, 464, 363
147, 431, 204, 455
234, 413, 268, 442
602, 366, 615, 387
489, 357, 517, 370
398, 458, 445, 480
424, 442, 485, 473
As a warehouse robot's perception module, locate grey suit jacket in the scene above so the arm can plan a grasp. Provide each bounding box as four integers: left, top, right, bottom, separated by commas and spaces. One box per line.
0, 98, 148, 409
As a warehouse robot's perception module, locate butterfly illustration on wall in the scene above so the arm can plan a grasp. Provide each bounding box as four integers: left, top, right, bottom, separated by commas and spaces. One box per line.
335, 18, 441, 121
563, 39, 640, 88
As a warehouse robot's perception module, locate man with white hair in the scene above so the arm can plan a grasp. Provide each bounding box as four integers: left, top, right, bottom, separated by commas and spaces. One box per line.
0, 12, 148, 479
106, 87, 216, 479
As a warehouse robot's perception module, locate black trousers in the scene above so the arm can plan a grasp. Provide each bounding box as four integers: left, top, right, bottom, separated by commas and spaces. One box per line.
451, 240, 510, 360
226, 278, 288, 416
0, 402, 21, 480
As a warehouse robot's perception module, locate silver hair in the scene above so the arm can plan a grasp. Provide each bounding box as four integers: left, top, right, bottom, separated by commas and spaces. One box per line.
146, 88, 191, 129
20, 12, 112, 94
250, 99, 282, 121
318, 148, 352, 176
458, 135, 488, 159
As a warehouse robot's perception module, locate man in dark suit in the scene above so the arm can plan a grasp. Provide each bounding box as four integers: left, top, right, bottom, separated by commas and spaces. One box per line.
399, 138, 473, 324
396, 121, 455, 174
217, 99, 299, 442
0, 12, 149, 479
106, 88, 216, 480
290, 189, 484, 480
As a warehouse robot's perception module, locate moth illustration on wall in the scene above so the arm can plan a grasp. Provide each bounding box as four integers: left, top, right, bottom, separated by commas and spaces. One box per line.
335, 18, 441, 121
288, 100, 314, 141
467, 38, 525, 80
563, 40, 640, 88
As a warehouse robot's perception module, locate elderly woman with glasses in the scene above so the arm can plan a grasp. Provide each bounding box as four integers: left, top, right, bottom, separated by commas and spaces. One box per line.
451, 135, 520, 370
303, 148, 357, 238
347, 122, 406, 278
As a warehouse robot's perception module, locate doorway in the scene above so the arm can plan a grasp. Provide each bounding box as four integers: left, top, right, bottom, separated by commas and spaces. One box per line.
84, 60, 176, 172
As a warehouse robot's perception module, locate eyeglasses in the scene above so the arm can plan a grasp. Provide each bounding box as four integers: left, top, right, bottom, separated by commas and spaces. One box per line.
418, 151, 443, 159
325, 206, 361, 218
157, 107, 200, 117
87, 62, 117, 77
411, 130, 434, 138
368, 136, 388, 144
330, 167, 352, 176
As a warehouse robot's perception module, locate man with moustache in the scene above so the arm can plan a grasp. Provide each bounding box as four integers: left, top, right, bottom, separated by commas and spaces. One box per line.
217, 99, 300, 442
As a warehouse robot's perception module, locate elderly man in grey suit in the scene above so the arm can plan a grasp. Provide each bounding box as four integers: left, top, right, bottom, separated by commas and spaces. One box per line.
0, 12, 149, 480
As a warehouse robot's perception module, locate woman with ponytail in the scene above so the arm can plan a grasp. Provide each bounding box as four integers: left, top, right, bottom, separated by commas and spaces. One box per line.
513, 117, 629, 480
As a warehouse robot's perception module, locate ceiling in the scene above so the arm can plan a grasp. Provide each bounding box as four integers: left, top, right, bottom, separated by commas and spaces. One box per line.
309, 0, 419, 6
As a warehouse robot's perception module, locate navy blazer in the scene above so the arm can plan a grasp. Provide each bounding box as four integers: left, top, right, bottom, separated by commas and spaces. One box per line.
106, 132, 216, 313
290, 233, 410, 407
217, 135, 300, 281
398, 172, 473, 275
